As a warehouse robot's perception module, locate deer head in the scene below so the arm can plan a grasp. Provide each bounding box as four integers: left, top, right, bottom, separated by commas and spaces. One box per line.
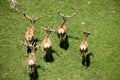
58, 11, 75, 25
82, 31, 91, 39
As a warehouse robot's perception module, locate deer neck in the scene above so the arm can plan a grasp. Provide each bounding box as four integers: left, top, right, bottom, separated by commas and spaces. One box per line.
84, 35, 88, 42
30, 22, 34, 29
45, 33, 50, 40
61, 19, 66, 26
31, 51, 36, 56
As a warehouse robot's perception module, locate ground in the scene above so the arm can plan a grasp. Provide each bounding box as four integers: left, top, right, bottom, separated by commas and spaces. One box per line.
0, 0, 120, 80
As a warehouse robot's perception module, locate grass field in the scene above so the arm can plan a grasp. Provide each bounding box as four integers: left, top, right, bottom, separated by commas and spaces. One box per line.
0, 0, 120, 80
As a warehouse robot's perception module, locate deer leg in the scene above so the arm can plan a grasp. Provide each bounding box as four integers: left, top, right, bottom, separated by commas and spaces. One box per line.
63, 33, 67, 41
84, 52, 88, 67
82, 53, 85, 66
59, 35, 62, 42
84, 54, 86, 66
79, 49, 84, 57
31, 67, 34, 74
41, 46, 46, 54
27, 66, 31, 74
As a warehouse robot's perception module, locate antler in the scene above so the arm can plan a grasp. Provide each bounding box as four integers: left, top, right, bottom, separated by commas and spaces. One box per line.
41, 27, 48, 31
58, 11, 65, 17
21, 41, 33, 47
34, 16, 42, 22
21, 41, 40, 49
23, 13, 42, 23
41, 27, 55, 32
23, 13, 32, 21
66, 13, 75, 19
49, 29, 56, 32
82, 30, 91, 34
58, 11, 75, 19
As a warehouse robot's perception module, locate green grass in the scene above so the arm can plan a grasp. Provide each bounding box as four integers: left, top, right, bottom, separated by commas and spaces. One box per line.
0, 0, 120, 80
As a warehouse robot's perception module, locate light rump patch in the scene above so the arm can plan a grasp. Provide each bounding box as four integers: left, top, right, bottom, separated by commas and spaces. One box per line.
28, 59, 35, 65
80, 45, 87, 50
43, 43, 50, 48
58, 28, 64, 34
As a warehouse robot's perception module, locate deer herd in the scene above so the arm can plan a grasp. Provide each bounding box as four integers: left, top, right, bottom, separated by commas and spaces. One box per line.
21, 11, 91, 78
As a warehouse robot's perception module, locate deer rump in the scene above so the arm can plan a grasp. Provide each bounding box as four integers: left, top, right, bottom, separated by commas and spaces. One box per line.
27, 58, 36, 73
80, 45, 88, 53
43, 42, 52, 53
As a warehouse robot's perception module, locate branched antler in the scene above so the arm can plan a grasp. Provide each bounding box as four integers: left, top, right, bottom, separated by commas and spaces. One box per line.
82, 30, 91, 34
21, 41, 40, 49
66, 13, 75, 19
58, 11, 75, 19
41, 27, 55, 32
58, 11, 64, 17
23, 13, 42, 23
34, 16, 42, 22
23, 13, 32, 21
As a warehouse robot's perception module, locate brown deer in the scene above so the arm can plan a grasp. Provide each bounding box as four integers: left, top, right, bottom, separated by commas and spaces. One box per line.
23, 13, 41, 45
41, 27, 55, 54
22, 42, 40, 75
79, 31, 91, 66
57, 11, 75, 42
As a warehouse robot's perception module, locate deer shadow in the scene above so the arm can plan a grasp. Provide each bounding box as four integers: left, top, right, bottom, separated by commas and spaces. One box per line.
28, 64, 46, 80
28, 65, 39, 80
81, 52, 93, 68
68, 35, 80, 40
44, 52, 54, 63
44, 49, 60, 63
59, 34, 69, 51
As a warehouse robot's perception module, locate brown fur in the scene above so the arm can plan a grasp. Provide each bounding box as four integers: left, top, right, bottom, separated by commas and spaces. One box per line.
23, 13, 41, 45
27, 52, 36, 73
25, 22, 35, 44
57, 11, 75, 41
79, 31, 91, 55
22, 42, 40, 74
41, 27, 55, 54
57, 19, 67, 41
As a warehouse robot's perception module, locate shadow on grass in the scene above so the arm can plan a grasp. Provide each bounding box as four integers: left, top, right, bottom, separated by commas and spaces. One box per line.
81, 52, 93, 68
44, 49, 60, 63
28, 65, 45, 80
44, 52, 54, 63
28, 65, 39, 80
68, 35, 80, 40
59, 34, 69, 51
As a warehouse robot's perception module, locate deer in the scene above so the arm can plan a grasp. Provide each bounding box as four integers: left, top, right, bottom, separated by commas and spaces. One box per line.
57, 11, 75, 42
79, 31, 91, 66
22, 42, 40, 76
23, 13, 41, 47
8, 0, 19, 12
41, 27, 55, 54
